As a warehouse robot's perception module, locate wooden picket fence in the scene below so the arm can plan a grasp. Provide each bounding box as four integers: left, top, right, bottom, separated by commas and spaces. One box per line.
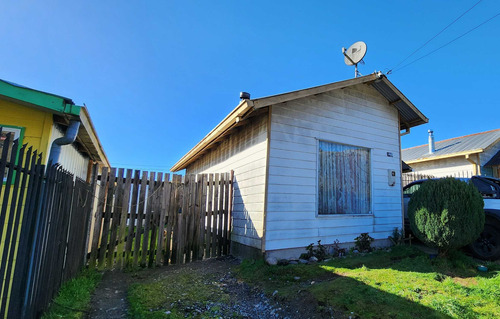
88, 168, 233, 270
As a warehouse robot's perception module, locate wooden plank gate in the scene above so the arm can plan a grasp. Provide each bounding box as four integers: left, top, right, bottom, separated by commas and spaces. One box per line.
88, 168, 233, 270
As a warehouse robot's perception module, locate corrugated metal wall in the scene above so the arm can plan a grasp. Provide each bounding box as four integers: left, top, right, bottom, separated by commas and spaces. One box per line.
48, 124, 89, 180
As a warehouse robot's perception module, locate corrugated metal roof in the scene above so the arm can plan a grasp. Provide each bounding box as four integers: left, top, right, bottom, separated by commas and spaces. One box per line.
402, 129, 500, 162
172, 73, 429, 171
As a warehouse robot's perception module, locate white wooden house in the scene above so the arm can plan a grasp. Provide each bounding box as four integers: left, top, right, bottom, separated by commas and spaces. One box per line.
171, 73, 428, 258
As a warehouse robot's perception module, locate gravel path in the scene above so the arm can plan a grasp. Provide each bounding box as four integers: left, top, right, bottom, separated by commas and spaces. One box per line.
87, 257, 335, 318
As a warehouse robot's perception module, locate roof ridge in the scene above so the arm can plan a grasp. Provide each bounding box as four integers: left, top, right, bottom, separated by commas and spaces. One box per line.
403, 128, 500, 151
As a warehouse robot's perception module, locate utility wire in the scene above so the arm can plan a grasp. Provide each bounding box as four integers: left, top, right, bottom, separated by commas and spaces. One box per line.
392, 11, 500, 73
387, 0, 483, 74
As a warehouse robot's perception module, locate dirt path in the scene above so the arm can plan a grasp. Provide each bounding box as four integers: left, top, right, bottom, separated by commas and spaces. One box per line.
88, 257, 332, 319
87, 270, 132, 319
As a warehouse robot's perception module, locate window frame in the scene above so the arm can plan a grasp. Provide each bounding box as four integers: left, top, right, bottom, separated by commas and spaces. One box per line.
316, 138, 373, 217
1, 124, 25, 184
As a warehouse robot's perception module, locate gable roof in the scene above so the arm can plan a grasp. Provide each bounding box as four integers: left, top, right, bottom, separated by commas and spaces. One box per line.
485, 149, 500, 166
171, 73, 428, 171
402, 129, 500, 164
0, 78, 109, 166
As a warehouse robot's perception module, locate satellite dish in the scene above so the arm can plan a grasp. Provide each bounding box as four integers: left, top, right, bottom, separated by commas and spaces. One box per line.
342, 41, 367, 77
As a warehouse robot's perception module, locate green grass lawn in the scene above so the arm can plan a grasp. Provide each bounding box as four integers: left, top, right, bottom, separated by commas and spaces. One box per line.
237, 246, 500, 318
41, 269, 102, 319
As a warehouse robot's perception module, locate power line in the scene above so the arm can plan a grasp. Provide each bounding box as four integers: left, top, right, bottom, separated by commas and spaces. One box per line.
387, 0, 483, 74
392, 11, 500, 73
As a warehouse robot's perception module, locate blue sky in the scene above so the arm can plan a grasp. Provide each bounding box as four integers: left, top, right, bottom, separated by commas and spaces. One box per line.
1, 1, 499, 172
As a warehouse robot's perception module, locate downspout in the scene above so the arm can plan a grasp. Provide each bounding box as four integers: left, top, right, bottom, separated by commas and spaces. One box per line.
23, 120, 81, 316
48, 120, 81, 165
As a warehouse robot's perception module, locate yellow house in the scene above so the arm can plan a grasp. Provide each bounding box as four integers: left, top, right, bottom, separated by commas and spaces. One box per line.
0, 79, 109, 317
0, 79, 109, 181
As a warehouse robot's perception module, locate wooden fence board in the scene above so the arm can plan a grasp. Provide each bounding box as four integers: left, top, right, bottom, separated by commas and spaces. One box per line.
156, 174, 170, 266
212, 173, 219, 257
88, 171, 232, 270
97, 168, 115, 269
217, 173, 225, 257
117, 169, 133, 268
205, 174, 214, 258
107, 168, 124, 268
125, 170, 140, 266
223, 172, 230, 255
133, 172, 148, 267
141, 172, 155, 267
148, 172, 162, 267
89, 167, 108, 268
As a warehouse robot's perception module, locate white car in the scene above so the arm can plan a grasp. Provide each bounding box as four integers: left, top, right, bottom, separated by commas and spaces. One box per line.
403, 176, 500, 260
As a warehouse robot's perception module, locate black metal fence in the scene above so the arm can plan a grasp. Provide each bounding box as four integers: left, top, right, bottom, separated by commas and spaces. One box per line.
402, 172, 435, 187
0, 128, 94, 318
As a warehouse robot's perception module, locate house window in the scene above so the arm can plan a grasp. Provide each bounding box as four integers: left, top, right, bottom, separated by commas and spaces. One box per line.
1, 125, 24, 183
318, 140, 371, 215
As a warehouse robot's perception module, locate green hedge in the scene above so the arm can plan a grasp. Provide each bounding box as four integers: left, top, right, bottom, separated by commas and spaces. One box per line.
408, 178, 484, 253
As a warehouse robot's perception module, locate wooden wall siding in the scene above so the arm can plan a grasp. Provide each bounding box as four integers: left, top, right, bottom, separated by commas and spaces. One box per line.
266, 84, 403, 251
187, 113, 268, 249
89, 170, 232, 270
49, 124, 90, 180
0, 99, 53, 164
408, 158, 473, 178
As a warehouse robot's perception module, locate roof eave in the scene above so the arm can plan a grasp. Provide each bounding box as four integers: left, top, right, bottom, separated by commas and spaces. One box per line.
170, 99, 254, 171
405, 149, 484, 164
375, 76, 428, 129
79, 106, 110, 167
171, 73, 429, 171
0, 79, 80, 116
251, 74, 378, 109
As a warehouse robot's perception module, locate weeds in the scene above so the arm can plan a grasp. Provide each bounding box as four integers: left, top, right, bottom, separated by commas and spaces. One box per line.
42, 269, 102, 319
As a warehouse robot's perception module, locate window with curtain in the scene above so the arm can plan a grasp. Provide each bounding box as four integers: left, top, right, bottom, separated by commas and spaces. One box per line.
318, 140, 371, 215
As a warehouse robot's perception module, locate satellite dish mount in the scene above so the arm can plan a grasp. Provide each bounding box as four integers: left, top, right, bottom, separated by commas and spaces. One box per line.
342, 41, 367, 78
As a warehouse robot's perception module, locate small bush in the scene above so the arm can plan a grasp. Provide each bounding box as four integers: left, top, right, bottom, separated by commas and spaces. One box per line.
354, 233, 374, 252
389, 228, 405, 246
300, 240, 327, 260
408, 178, 484, 254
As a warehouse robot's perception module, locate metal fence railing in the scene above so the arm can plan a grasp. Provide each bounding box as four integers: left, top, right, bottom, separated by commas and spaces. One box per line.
0, 127, 94, 318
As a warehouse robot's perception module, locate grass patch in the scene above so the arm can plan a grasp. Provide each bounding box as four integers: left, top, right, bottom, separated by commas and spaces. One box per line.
42, 269, 102, 319
128, 269, 230, 318
237, 246, 500, 318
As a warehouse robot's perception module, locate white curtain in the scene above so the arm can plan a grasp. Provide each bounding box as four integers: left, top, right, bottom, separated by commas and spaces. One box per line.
318, 141, 370, 214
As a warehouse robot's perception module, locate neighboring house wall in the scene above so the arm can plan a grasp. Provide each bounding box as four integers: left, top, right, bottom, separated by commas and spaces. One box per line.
0, 99, 53, 162
49, 124, 90, 180
186, 113, 268, 250
265, 84, 403, 252
408, 157, 474, 177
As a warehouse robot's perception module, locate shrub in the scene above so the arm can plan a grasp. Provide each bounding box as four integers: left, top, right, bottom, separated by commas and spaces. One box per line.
389, 227, 405, 246
354, 233, 374, 252
300, 240, 327, 260
408, 178, 484, 254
